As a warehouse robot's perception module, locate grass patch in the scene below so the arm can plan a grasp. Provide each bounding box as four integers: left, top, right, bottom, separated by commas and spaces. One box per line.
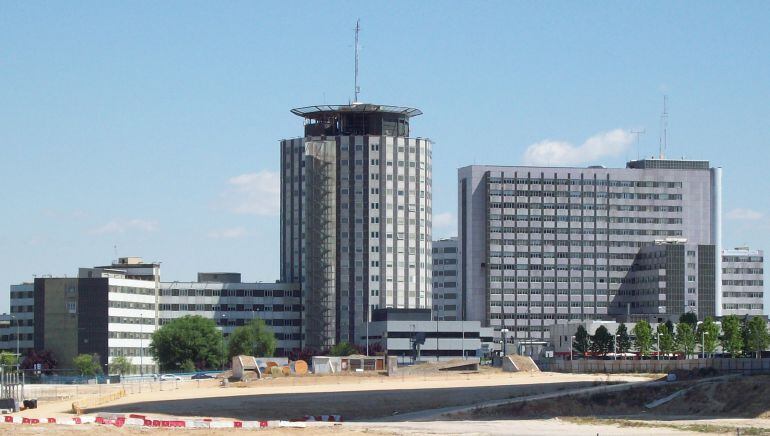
564, 416, 770, 435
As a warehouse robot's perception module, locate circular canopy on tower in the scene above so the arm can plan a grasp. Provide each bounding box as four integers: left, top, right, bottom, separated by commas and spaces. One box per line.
291, 103, 422, 120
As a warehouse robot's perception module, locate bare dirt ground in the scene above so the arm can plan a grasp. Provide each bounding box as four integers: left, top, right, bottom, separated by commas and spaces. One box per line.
18, 371, 649, 421
451, 374, 770, 435
9, 371, 766, 434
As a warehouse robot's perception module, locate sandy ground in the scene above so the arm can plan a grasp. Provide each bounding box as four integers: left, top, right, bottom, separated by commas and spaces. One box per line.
16, 372, 651, 421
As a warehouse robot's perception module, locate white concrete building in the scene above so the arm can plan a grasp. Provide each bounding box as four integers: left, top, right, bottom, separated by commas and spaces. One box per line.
281, 103, 433, 349
458, 159, 722, 342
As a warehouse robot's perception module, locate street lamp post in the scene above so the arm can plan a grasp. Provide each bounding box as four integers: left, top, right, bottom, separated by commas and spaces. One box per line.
500, 328, 509, 357
220, 314, 227, 371
139, 311, 144, 378
366, 305, 370, 358
570, 335, 574, 362
657, 332, 661, 361
701, 331, 709, 359
613, 334, 618, 361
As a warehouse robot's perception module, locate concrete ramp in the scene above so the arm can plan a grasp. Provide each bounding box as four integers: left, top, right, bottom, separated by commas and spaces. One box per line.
502, 355, 540, 372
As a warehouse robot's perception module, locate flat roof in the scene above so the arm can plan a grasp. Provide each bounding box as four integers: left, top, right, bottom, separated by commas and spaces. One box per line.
291, 103, 422, 119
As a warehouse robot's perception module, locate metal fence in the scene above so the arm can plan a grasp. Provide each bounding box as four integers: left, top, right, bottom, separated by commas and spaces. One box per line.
551, 357, 770, 375
0, 368, 24, 405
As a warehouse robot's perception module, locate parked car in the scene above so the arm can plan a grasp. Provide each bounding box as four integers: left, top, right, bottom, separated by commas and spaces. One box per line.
191, 373, 214, 380
159, 374, 181, 381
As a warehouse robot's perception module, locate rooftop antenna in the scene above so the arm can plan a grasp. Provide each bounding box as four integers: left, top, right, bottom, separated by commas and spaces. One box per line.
353, 19, 361, 103
630, 129, 645, 160
659, 95, 668, 159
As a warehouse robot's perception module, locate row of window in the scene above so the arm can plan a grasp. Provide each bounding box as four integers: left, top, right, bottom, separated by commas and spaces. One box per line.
488, 203, 683, 212
109, 286, 155, 296
722, 268, 763, 274
432, 281, 457, 288
491, 275, 613, 283
0, 333, 33, 341
489, 252, 640, 260
490, 215, 682, 224
489, 239, 651, 248
722, 280, 764, 286
158, 303, 302, 312
491, 300, 609, 307
723, 256, 764, 263
723, 303, 764, 310
9, 291, 33, 300
487, 178, 683, 188
159, 289, 300, 298
490, 288, 611, 295
108, 332, 152, 340
489, 190, 683, 200
109, 301, 154, 310
489, 227, 683, 237
723, 292, 764, 298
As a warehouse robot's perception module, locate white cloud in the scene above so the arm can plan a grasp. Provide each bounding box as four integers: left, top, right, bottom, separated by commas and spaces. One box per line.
221, 171, 280, 216
432, 212, 457, 238
208, 227, 247, 239
521, 129, 634, 166
89, 219, 158, 235
433, 212, 455, 229
727, 208, 764, 221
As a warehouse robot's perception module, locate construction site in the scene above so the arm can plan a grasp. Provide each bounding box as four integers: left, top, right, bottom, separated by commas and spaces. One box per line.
2, 356, 770, 435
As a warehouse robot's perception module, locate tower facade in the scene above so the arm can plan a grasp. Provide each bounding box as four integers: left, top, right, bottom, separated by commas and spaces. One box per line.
281, 103, 433, 349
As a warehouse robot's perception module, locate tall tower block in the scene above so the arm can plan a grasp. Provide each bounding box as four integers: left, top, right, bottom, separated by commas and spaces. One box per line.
281, 103, 433, 349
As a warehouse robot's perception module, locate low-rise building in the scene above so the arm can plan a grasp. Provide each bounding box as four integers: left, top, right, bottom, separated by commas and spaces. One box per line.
364, 308, 494, 362
4, 257, 304, 373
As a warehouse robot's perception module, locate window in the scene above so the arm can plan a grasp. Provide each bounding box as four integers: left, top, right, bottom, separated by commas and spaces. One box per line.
67, 301, 77, 314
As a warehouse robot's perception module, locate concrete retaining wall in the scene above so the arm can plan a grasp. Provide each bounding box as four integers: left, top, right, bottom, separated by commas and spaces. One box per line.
551, 358, 770, 374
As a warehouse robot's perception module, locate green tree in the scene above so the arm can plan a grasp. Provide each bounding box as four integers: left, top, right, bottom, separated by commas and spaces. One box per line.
73, 354, 102, 377
697, 317, 720, 358
227, 319, 277, 359
657, 323, 675, 358
720, 315, 744, 358
149, 315, 224, 371
0, 352, 17, 367
330, 341, 359, 356
679, 312, 698, 329
745, 316, 770, 358
109, 356, 133, 376
632, 320, 653, 357
616, 323, 631, 358
740, 316, 752, 356
676, 323, 697, 358
573, 325, 590, 357
590, 326, 613, 357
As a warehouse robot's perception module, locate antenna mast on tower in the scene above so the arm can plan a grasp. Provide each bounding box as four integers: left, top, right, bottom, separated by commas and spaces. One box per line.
659, 95, 668, 159
354, 19, 361, 103
630, 129, 645, 160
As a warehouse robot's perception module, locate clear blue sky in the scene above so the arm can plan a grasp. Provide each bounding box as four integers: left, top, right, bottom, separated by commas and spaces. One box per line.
2, 2, 769, 311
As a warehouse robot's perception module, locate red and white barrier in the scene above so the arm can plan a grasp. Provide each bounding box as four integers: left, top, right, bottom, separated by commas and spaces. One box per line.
1, 413, 331, 429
